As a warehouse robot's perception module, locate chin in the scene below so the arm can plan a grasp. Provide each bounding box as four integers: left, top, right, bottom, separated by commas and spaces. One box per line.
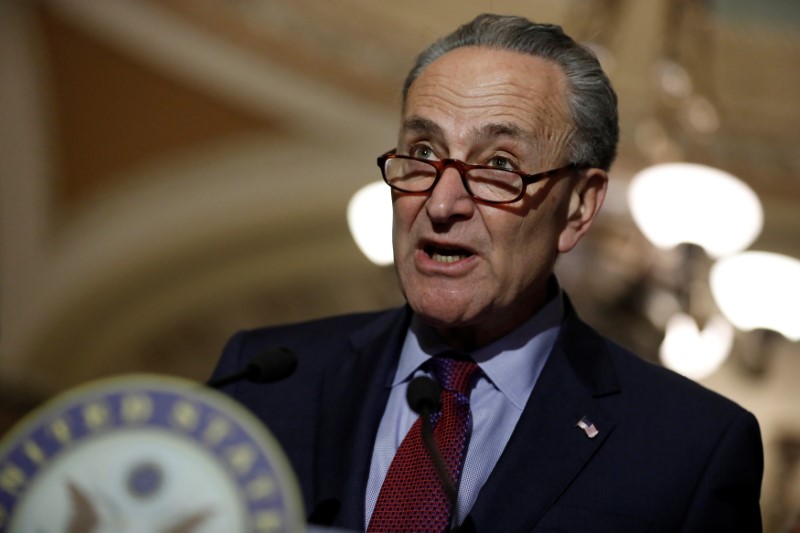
409, 294, 483, 329
399, 269, 489, 323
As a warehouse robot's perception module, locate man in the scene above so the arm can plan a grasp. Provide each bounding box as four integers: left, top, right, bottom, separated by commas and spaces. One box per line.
212, 14, 763, 532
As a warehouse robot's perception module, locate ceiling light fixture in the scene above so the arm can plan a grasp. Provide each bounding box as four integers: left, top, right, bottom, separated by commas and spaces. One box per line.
710, 251, 800, 341
347, 181, 394, 266
627, 162, 763, 258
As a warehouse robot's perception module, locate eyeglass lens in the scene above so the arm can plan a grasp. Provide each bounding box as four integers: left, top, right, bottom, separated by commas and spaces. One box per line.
384, 157, 524, 202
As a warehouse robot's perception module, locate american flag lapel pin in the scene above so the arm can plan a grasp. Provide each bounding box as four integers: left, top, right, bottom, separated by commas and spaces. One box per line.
576, 416, 599, 439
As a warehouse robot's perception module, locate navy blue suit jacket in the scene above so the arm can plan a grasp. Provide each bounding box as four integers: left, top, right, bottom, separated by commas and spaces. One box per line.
211, 303, 763, 532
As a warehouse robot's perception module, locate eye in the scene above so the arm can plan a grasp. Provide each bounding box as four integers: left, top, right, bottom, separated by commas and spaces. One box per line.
410, 145, 437, 160
486, 155, 516, 170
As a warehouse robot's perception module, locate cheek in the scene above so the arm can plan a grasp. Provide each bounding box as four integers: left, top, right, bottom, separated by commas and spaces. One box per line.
391, 196, 409, 229
493, 207, 561, 269
391, 198, 422, 246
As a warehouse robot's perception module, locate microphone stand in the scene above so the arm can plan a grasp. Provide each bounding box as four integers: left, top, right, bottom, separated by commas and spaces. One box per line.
409, 376, 461, 532
419, 405, 459, 520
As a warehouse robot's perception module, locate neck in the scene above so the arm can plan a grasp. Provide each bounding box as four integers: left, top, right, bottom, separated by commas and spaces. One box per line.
432, 277, 561, 352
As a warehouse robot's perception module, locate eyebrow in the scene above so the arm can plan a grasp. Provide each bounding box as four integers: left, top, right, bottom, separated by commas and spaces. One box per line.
400, 116, 534, 144
401, 116, 443, 137
482, 122, 530, 141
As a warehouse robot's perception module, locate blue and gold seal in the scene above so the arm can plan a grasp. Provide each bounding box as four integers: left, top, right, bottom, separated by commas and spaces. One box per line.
0, 374, 305, 532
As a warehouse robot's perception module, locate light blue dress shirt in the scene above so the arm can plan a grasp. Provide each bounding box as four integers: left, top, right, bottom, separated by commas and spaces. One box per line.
365, 292, 564, 528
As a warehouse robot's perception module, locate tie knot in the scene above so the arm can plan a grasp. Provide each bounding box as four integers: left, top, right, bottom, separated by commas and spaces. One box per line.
429, 356, 481, 394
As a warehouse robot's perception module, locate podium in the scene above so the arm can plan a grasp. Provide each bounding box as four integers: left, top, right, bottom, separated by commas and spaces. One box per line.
0, 375, 306, 532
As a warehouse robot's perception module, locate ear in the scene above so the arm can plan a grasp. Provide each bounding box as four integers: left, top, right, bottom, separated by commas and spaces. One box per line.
558, 168, 608, 254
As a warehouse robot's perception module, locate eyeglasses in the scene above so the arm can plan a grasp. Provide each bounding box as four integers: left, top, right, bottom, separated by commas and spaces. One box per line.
377, 150, 578, 204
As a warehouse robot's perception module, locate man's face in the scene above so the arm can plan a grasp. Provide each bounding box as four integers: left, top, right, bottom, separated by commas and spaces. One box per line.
392, 46, 606, 349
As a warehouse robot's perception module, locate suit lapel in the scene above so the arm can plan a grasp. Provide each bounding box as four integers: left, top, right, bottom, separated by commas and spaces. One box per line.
312, 307, 411, 529
467, 307, 621, 531
309, 300, 621, 531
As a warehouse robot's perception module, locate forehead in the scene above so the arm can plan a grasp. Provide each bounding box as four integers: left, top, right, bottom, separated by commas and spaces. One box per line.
403, 46, 570, 141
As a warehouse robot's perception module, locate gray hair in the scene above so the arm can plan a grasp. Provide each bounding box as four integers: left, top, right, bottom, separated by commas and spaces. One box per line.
402, 14, 619, 171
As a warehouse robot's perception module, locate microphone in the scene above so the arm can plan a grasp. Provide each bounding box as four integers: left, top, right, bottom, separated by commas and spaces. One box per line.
407, 375, 442, 414
207, 347, 298, 388
407, 376, 460, 530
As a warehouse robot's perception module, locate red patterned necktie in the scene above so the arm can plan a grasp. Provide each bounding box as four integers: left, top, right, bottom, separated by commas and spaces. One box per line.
368, 356, 482, 532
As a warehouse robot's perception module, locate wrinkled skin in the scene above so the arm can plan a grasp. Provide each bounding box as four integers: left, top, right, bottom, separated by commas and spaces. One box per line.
392, 46, 608, 351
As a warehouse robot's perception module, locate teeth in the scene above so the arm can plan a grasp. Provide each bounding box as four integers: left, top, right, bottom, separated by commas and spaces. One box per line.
431, 252, 469, 263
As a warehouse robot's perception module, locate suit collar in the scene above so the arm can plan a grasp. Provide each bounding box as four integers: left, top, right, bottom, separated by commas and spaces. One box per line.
559, 295, 621, 397
465, 302, 620, 531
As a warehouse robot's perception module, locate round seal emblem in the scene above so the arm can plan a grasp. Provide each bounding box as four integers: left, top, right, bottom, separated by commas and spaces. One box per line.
0, 374, 305, 532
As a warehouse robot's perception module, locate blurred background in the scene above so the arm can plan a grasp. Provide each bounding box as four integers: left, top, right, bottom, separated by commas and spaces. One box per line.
1, 0, 798, 529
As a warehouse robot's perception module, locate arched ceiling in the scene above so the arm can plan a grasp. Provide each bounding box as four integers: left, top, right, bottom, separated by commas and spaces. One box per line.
3, 0, 798, 394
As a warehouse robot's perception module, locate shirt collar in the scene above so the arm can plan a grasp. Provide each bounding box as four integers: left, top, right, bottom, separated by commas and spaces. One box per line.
394, 287, 565, 410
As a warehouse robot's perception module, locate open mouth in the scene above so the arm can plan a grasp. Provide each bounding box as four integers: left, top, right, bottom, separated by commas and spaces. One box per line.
424, 244, 473, 263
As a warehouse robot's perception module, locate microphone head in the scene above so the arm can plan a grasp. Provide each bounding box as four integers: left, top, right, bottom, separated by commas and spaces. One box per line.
407, 376, 441, 415
245, 347, 298, 384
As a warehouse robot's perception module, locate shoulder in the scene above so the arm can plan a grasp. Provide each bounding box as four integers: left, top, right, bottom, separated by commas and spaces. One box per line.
214, 307, 408, 375
561, 303, 752, 422
608, 336, 750, 421
587, 328, 762, 476
559, 305, 761, 460
239, 307, 405, 354
238, 308, 397, 342
601, 338, 762, 529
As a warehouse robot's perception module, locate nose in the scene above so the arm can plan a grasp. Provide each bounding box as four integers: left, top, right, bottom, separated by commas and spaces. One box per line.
425, 165, 475, 223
